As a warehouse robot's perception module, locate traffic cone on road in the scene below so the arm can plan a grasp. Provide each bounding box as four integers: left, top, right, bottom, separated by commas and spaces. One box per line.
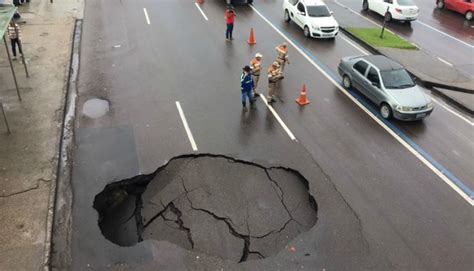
247, 28, 256, 45
296, 84, 310, 106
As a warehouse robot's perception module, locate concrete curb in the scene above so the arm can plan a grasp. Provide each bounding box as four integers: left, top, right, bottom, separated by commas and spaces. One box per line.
339, 26, 474, 115
339, 26, 474, 94
49, 19, 82, 271
431, 87, 474, 117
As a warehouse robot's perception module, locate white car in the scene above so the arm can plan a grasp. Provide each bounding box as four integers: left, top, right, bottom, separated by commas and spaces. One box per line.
363, 0, 419, 22
283, 0, 339, 38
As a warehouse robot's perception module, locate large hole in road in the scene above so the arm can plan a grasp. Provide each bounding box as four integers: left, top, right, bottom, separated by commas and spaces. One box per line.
93, 155, 318, 262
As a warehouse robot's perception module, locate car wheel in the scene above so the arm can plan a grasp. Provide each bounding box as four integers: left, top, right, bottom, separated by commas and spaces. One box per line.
437, 0, 445, 9
284, 10, 291, 22
342, 75, 352, 89
362, 0, 369, 11
465, 11, 473, 21
380, 103, 392, 120
304, 26, 310, 38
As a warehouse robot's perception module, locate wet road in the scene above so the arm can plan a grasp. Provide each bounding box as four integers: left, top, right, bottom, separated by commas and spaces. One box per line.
70, 0, 474, 270
332, 0, 474, 76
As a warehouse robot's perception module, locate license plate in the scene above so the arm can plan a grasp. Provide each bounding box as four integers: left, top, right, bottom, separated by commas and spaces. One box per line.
416, 113, 426, 118
405, 17, 414, 20
322, 34, 333, 37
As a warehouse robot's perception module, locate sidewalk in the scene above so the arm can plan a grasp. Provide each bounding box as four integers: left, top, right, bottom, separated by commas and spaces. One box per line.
327, 1, 474, 114
0, 1, 82, 270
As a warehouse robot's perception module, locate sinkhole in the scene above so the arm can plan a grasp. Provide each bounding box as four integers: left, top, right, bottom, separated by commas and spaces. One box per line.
93, 155, 318, 262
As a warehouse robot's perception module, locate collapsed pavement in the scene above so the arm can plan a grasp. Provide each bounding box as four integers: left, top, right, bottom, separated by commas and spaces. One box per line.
94, 155, 318, 263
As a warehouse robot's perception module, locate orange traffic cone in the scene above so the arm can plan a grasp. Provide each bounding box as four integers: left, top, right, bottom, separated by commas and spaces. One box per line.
247, 28, 256, 45
296, 84, 310, 106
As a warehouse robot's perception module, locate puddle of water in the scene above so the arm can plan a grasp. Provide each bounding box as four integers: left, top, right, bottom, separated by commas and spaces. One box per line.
82, 98, 109, 119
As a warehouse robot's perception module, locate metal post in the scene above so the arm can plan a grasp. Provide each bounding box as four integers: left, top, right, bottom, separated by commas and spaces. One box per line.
1, 102, 11, 134
3, 35, 22, 101
13, 23, 29, 77
380, 7, 390, 39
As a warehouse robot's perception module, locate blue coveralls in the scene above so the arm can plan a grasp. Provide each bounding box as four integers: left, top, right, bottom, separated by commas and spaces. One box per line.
240, 72, 254, 107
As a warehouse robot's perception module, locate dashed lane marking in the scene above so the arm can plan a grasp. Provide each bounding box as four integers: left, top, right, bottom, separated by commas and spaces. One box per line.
437, 57, 454, 67
336, 20, 473, 126
249, 4, 474, 205
258, 94, 297, 141
143, 8, 151, 25
195, 2, 209, 21
414, 20, 474, 49
176, 101, 198, 152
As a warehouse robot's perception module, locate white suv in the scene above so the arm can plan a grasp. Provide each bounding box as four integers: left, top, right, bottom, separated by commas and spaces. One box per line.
363, 0, 419, 22
283, 0, 339, 38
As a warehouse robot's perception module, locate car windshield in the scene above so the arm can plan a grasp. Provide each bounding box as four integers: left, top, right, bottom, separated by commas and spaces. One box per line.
397, 0, 415, 6
381, 69, 415, 89
307, 5, 331, 17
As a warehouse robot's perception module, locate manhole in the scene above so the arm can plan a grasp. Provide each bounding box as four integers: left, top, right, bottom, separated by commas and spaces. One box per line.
82, 98, 109, 119
94, 155, 318, 262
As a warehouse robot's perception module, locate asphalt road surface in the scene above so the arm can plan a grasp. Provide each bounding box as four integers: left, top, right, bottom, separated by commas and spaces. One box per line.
69, 0, 474, 270
333, 0, 474, 76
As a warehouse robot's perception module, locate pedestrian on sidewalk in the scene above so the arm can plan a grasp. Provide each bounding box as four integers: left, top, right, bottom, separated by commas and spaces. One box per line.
275, 42, 290, 74
241, 65, 254, 110
267, 61, 284, 103
7, 21, 23, 61
250, 53, 263, 97
225, 5, 236, 41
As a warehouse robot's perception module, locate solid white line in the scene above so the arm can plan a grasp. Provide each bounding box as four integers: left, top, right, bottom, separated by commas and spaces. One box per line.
336, 14, 472, 126
431, 97, 474, 126
258, 94, 297, 141
176, 101, 198, 151
143, 8, 151, 25
339, 34, 369, 55
250, 4, 473, 205
195, 2, 209, 21
437, 57, 453, 67
414, 20, 474, 49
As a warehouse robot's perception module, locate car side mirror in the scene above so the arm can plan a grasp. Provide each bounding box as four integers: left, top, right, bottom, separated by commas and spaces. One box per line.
330, 11, 334, 15
372, 82, 380, 88
300, 12, 306, 16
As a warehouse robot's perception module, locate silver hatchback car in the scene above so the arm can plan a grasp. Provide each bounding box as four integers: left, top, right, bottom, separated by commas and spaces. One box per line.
338, 55, 433, 121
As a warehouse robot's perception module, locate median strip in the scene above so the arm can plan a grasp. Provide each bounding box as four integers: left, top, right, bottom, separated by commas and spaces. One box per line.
345, 27, 417, 49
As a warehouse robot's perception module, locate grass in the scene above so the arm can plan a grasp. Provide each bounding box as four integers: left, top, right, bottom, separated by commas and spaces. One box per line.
345, 27, 417, 49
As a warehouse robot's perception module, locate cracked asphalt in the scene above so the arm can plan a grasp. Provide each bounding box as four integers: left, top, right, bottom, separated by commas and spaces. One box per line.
95, 156, 317, 263
62, 0, 474, 270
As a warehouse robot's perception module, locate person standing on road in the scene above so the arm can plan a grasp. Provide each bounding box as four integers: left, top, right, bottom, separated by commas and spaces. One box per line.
225, 6, 236, 41
7, 21, 23, 61
250, 53, 263, 97
275, 42, 290, 73
267, 61, 284, 103
241, 65, 254, 110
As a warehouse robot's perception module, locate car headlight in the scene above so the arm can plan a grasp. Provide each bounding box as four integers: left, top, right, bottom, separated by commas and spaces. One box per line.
312, 24, 320, 30
396, 105, 412, 112
427, 101, 433, 109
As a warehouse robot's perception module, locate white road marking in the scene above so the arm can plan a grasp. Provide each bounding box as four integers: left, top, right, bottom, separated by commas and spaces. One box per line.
258, 94, 297, 141
176, 101, 198, 151
250, 4, 474, 205
437, 57, 453, 67
430, 97, 474, 126
336, 14, 473, 126
339, 34, 370, 55
334, 0, 474, 49
414, 20, 474, 49
333, 0, 394, 34
143, 8, 151, 25
195, 2, 209, 21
